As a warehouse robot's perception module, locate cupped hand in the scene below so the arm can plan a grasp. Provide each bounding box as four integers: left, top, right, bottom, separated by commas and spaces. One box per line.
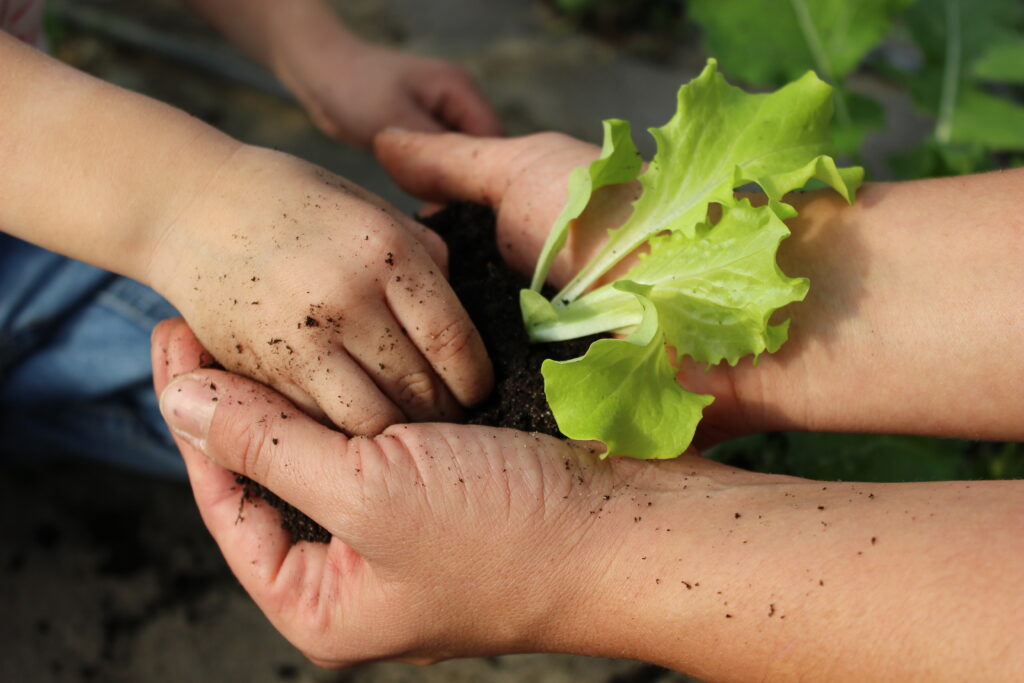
152, 317, 637, 665
279, 35, 502, 148
373, 129, 790, 446
146, 144, 492, 435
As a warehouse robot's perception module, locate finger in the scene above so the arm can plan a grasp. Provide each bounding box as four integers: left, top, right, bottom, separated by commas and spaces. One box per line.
159, 368, 361, 532
391, 95, 448, 136
384, 262, 493, 407
288, 347, 406, 436
337, 299, 462, 422
156, 322, 298, 583
422, 74, 504, 137
396, 217, 450, 276
373, 128, 512, 206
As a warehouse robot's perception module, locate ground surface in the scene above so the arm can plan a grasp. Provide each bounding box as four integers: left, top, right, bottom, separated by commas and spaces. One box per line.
4, 0, 706, 680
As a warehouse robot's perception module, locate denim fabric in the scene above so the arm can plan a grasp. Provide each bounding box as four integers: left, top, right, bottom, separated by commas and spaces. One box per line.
0, 234, 185, 478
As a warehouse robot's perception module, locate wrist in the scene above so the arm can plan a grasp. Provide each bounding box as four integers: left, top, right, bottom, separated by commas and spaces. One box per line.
141, 140, 254, 297
262, 2, 364, 104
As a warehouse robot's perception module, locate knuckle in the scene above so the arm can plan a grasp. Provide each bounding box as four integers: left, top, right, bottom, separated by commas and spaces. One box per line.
231, 414, 272, 482
347, 407, 402, 436
425, 319, 475, 364
395, 370, 437, 409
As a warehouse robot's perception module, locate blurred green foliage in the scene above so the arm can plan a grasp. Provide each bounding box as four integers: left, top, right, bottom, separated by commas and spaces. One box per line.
709, 434, 1024, 482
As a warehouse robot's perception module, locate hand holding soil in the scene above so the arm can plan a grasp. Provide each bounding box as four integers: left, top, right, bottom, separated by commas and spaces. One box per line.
375, 129, 1024, 446
153, 317, 1024, 679
146, 144, 492, 434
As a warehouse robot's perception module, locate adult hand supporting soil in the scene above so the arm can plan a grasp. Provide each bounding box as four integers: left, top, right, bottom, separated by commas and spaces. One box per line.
153, 317, 1024, 680
374, 129, 1024, 446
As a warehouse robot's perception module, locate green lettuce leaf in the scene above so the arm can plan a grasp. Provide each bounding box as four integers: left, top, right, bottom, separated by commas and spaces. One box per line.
689, 0, 913, 86
524, 60, 861, 460
526, 200, 808, 367
628, 200, 808, 366
542, 283, 713, 459
529, 118, 642, 291
554, 60, 860, 305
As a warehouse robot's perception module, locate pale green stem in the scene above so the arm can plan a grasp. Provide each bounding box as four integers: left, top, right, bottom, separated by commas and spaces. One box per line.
935, 0, 961, 144
525, 285, 642, 343
789, 0, 851, 127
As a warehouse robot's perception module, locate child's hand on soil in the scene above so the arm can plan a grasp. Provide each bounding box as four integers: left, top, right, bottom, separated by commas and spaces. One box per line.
145, 144, 492, 434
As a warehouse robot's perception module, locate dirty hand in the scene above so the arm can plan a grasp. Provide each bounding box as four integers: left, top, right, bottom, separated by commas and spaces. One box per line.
145, 144, 492, 435
154, 318, 1024, 679
152, 317, 630, 665
277, 32, 502, 148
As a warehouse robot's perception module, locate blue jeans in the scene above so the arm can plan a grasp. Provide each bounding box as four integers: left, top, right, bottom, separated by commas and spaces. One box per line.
0, 234, 185, 478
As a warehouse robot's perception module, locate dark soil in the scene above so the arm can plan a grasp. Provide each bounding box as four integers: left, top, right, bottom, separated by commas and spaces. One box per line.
242, 203, 599, 544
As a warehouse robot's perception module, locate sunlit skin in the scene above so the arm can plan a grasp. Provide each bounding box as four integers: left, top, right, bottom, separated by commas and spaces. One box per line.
152, 131, 1022, 680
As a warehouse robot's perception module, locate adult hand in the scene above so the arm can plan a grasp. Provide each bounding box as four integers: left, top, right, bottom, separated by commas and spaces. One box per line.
374, 129, 1024, 445
153, 317, 1024, 679
146, 144, 492, 434
151, 316, 625, 665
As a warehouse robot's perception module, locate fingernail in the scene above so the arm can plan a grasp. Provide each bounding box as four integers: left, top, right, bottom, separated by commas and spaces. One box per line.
160, 375, 218, 453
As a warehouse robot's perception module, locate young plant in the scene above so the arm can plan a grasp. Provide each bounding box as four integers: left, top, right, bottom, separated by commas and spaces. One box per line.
521, 59, 862, 460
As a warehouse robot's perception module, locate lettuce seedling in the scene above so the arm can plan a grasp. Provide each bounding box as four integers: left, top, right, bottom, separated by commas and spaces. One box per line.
521, 59, 862, 460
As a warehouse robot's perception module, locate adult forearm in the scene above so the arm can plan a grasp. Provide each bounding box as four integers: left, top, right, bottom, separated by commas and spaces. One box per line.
0, 33, 238, 282
579, 461, 1024, 681
686, 172, 1024, 442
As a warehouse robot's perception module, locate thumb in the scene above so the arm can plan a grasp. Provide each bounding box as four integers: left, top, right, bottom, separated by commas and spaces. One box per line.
373, 127, 515, 207
159, 370, 355, 530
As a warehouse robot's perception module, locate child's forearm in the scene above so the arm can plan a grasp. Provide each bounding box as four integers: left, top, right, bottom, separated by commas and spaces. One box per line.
0, 32, 239, 283
181, 0, 358, 83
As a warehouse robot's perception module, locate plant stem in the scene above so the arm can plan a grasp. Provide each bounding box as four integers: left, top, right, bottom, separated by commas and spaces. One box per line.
935, 0, 961, 144
788, 0, 851, 127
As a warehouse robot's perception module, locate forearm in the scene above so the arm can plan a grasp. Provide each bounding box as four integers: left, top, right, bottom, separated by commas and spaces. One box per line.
0, 33, 239, 282
711, 172, 1024, 441
182, 0, 358, 87
578, 461, 1024, 681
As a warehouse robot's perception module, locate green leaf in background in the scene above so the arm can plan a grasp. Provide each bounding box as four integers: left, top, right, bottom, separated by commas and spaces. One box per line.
831, 89, 886, 156
529, 118, 642, 291
688, 0, 911, 155
971, 39, 1024, 84
554, 60, 860, 304
690, 0, 914, 85
892, 0, 1024, 161
899, 0, 1023, 70
542, 283, 713, 459
711, 433, 1024, 483
950, 88, 1024, 150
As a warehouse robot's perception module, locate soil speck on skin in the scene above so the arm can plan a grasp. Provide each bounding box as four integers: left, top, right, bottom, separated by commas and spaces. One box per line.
242, 203, 600, 543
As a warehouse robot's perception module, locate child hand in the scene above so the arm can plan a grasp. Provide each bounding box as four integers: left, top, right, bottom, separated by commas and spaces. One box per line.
277, 35, 503, 148
146, 144, 492, 434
